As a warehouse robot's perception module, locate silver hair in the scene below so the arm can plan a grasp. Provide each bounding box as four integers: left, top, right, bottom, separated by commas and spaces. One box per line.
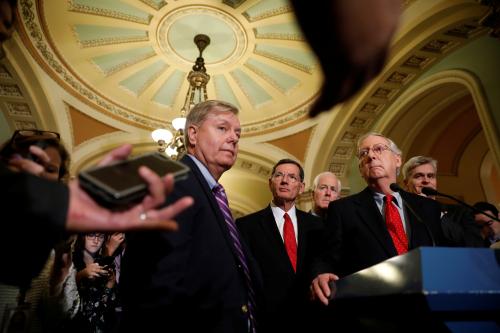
184, 100, 239, 147
312, 171, 341, 192
402, 156, 438, 181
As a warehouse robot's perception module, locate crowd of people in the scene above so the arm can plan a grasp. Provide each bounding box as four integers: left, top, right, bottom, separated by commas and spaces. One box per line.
1, 102, 498, 333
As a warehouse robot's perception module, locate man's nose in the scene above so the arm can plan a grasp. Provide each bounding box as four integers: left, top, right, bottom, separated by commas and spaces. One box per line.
227, 130, 239, 144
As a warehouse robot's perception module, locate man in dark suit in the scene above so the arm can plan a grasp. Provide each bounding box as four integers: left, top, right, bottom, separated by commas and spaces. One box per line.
237, 159, 323, 333
120, 100, 261, 333
311, 132, 445, 305
402, 155, 484, 247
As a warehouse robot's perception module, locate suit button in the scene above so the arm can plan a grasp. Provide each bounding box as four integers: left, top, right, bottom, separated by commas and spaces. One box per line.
241, 305, 248, 313
238, 264, 242, 269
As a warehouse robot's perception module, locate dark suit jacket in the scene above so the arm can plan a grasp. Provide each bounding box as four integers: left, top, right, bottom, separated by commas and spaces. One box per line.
0, 163, 67, 286
236, 206, 323, 333
120, 156, 262, 333
441, 204, 485, 247
313, 187, 445, 278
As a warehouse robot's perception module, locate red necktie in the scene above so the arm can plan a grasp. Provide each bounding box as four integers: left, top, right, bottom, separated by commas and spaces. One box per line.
283, 212, 297, 272
384, 194, 408, 255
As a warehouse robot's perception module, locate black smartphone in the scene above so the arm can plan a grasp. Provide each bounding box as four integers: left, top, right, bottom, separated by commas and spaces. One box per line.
78, 152, 189, 209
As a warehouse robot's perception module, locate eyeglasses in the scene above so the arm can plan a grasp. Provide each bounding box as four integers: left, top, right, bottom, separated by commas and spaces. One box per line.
272, 171, 301, 183
86, 233, 105, 241
357, 143, 392, 160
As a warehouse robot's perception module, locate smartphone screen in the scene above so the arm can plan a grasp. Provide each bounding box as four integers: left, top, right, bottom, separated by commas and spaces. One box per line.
87, 153, 187, 193
78, 153, 189, 207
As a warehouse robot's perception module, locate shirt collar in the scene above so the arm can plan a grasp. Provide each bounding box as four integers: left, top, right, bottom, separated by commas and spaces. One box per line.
188, 154, 218, 190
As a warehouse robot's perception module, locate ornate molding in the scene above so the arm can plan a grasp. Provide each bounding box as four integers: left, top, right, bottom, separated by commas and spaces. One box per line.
19, 0, 165, 129
324, 16, 489, 179
68, 1, 152, 25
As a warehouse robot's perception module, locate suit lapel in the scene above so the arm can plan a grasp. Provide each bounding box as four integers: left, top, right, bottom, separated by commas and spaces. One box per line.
181, 156, 246, 259
354, 188, 397, 257
400, 191, 422, 248
296, 210, 309, 273
258, 207, 294, 273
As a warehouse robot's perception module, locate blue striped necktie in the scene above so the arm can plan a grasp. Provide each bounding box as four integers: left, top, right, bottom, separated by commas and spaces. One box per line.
212, 184, 257, 333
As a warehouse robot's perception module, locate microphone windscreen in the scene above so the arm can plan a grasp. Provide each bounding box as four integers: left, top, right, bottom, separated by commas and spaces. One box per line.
421, 187, 438, 196
389, 183, 401, 192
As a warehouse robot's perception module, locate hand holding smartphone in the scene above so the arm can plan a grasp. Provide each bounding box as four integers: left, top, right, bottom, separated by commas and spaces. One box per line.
78, 152, 189, 210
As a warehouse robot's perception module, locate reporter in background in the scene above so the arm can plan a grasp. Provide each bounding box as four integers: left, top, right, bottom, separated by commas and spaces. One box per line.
0, 140, 193, 286
472, 201, 500, 247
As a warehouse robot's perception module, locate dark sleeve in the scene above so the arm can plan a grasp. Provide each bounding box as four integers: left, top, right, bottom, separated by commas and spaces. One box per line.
0, 163, 68, 286
442, 205, 485, 247
310, 201, 343, 278
424, 198, 447, 247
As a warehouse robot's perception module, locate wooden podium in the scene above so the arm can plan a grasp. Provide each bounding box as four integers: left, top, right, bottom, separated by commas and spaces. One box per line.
325, 247, 500, 332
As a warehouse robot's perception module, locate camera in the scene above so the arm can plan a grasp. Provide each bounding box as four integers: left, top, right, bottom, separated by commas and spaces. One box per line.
78, 152, 190, 209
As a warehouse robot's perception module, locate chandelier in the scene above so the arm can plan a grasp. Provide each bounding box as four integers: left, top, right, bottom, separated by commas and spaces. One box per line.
151, 34, 211, 159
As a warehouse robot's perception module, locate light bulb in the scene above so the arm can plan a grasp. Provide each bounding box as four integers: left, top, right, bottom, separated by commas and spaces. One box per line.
151, 128, 173, 143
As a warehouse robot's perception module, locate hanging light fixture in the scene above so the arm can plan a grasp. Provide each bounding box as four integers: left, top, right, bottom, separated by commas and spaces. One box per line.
152, 34, 211, 159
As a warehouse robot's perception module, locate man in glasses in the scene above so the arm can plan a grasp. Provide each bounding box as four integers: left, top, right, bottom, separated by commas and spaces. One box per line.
310, 132, 445, 306
237, 159, 323, 332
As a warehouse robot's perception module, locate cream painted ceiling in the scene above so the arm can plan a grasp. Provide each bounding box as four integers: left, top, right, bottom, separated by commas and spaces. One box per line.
19, 0, 321, 131
1, 0, 499, 215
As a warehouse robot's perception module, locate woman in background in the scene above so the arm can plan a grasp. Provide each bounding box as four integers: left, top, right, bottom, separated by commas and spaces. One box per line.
71, 233, 117, 333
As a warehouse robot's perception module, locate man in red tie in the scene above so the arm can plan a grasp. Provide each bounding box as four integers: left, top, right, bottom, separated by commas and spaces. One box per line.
310, 132, 445, 306
237, 159, 323, 333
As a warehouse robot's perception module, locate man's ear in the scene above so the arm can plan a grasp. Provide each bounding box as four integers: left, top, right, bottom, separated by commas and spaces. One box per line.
187, 125, 198, 146
299, 182, 305, 195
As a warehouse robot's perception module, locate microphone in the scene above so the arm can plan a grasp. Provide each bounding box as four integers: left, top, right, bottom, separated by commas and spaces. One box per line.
390, 183, 435, 247
420, 187, 438, 196
421, 187, 500, 222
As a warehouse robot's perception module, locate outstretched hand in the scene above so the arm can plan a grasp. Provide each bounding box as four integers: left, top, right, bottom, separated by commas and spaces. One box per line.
66, 144, 193, 232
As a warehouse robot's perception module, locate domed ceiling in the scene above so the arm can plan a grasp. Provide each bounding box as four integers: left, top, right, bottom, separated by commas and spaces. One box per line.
22, 0, 321, 133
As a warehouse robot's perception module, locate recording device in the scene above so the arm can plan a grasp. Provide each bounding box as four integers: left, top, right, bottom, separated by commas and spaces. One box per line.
93, 256, 115, 285
95, 256, 115, 271
390, 183, 435, 247
78, 152, 190, 210
421, 187, 500, 222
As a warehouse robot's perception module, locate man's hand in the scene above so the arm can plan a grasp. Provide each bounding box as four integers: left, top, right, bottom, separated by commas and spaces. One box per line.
66, 144, 193, 232
290, 0, 402, 116
311, 273, 339, 306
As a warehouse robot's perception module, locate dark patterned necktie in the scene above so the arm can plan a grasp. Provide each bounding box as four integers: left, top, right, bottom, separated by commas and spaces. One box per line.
283, 213, 297, 272
384, 194, 408, 255
212, 184, 257, 332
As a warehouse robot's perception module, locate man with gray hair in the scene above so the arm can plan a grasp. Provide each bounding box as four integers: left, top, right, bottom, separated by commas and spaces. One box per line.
121, 100, 261, 333
403, 155, 484, 247
310, 132, 445, 306
310, 172, 341, 219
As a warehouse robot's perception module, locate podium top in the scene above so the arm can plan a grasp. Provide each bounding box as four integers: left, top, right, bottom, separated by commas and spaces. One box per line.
334, 247, 500, 311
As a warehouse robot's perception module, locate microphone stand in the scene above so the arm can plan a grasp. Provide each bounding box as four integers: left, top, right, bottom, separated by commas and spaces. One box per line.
422, 187, 500, 223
